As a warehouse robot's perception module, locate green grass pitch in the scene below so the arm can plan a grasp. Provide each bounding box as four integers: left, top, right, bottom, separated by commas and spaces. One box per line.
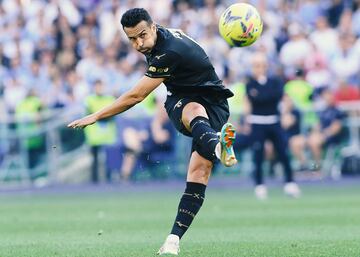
1, 182, 360, 257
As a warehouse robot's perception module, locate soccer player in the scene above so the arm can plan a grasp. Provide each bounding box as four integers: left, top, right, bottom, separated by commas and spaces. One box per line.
68, 8, 237, 255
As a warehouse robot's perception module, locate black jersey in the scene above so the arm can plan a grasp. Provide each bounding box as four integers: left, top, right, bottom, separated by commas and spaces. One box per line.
144, 26, 233, 99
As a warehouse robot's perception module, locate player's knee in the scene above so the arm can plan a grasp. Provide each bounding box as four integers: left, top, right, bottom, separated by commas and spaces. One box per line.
182, 102, 208, 127
183, 102, 206, 115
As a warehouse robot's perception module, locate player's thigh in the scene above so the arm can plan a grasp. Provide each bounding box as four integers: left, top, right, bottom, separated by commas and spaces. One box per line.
187, 151, 213, 185
164, 95, 229, 137
164, 96, 194, 136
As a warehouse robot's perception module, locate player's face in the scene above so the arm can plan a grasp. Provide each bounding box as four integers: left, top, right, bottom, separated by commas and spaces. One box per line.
124, 21, 157, 54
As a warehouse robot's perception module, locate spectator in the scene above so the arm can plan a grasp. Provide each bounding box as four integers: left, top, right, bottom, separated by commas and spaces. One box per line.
3, 76, 27, 113
279, 23, 312, 78
284, 69, 317, 129
297, 0, 324, 28
309, 15, 339, 61
84, 79, 116, 183
281, 94, 307, 171
327, 0, 346, 28
15, 89, 45, 175
120, 97, 176, 181
330, 33, 359, 84
304, 46, 332, 91
64, 70, 90, 104
43, 74, 71, 109
308, 87, 347, 170
333, 78, 360, 104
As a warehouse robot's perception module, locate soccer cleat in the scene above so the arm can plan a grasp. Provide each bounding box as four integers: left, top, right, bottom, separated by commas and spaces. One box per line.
219, 123, 237, 167
284, 182, 301, 198
254, 184, 268, 200
157, 234, 180, 255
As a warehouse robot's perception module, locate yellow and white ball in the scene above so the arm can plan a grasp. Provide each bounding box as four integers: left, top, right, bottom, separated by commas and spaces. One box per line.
219, 3, 263, 47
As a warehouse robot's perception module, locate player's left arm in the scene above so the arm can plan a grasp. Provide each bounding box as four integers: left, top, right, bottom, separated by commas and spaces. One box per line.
68, 76, 164, 129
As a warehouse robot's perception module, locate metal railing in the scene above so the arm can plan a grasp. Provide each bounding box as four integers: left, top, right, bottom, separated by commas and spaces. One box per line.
0, 106, 86, 187
0, 101, 359, 187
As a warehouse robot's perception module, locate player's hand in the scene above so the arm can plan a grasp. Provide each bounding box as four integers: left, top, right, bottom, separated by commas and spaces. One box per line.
67, 114, 98, 129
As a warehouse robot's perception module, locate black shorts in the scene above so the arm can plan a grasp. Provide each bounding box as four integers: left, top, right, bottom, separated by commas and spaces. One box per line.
164, 94, 230, 137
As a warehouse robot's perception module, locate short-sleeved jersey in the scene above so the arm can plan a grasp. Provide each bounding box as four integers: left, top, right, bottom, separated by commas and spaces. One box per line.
144, 26, 233, 99
319, 106, 346, 130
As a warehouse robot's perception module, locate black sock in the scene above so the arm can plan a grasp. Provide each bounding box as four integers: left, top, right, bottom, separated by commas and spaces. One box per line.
170, 182, 206, 238
190, 116, 219, 161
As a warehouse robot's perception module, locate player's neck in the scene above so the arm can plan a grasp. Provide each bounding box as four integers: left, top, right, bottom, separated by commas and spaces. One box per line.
153, 27, 158, 48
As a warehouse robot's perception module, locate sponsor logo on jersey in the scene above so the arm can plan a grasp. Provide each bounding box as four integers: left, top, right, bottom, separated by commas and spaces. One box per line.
148, 66, 157, 72
157, 67, 169, 73
155, 53, 166, 59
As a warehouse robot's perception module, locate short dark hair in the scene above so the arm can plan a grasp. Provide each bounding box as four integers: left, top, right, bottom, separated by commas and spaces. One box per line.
120, 8, 153, 28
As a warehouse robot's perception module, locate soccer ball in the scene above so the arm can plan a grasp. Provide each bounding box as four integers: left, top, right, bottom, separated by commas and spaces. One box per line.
219, 3, 263, 47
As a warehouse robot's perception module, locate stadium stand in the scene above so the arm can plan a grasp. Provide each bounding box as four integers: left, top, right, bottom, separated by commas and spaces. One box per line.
0, 0, 359, 186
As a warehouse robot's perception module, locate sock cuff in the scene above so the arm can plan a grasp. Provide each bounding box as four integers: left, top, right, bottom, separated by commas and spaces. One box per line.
189, 116, 210, 130
185, 182, 207, 195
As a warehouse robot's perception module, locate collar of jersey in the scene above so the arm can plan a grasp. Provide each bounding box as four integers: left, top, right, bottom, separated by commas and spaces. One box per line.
151, 25, 166, 53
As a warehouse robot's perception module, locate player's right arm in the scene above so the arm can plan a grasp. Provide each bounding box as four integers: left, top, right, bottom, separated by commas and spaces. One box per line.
67, 76, 164, 129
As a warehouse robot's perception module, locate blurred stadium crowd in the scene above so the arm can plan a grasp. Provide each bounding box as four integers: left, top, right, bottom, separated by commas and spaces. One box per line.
0, 0, 360, 184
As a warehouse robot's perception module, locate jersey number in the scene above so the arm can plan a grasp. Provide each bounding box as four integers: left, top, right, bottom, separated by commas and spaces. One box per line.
168, 28, 201, 47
